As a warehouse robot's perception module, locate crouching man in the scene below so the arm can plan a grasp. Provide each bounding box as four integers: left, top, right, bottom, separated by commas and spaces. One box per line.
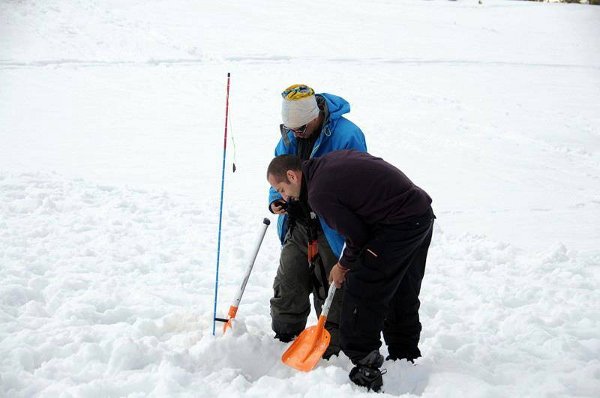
267, 150, 435, 392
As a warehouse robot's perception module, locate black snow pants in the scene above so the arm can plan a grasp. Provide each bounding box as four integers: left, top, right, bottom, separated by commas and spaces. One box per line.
341, 208, 435, 364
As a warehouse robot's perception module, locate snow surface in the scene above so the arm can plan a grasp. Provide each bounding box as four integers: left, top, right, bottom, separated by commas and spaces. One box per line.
1, 0, 599, 396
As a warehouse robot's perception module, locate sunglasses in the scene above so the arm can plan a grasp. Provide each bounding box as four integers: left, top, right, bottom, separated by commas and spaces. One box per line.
281, 123, 309, 137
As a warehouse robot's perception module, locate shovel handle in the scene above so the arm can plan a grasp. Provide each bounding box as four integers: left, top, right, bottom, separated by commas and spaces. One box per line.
230, 218, 270, 308
219, 218, 271, 335
321, 284, 337, 318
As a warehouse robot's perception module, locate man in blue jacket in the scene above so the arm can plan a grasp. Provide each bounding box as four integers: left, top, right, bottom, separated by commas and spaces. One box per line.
268, 84, 367, 358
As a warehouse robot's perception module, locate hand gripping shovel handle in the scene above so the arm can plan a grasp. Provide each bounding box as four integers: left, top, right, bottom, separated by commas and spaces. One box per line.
218, 218, 270, 334
281, 284, 337, 371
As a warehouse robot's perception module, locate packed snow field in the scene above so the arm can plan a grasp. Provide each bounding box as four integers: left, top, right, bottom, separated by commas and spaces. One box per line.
1, 0, 599, 397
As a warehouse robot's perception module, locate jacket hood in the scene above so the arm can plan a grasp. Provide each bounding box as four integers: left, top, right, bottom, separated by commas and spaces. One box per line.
319, 93, 351, 125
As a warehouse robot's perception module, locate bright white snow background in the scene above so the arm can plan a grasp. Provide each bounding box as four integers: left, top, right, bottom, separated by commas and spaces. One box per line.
1, 0, 599, 396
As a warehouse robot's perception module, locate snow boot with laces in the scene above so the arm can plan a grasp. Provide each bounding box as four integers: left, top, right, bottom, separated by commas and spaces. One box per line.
349, 350, 386, 392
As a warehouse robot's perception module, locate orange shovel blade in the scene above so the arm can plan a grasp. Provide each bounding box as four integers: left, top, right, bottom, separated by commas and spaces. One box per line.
281, 316, 330, 372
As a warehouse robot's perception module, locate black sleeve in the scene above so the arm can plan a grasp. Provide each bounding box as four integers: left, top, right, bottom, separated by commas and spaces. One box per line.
309, 192, 369, 269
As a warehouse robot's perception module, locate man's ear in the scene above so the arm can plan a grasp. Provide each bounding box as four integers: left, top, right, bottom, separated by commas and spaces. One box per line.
286, 170, 298, 183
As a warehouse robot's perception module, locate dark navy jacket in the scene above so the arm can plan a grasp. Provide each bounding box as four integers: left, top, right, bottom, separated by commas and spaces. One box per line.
302, 150, 432, 269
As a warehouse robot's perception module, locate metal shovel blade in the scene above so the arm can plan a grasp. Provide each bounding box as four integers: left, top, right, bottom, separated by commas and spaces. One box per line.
281, 315, 330, 372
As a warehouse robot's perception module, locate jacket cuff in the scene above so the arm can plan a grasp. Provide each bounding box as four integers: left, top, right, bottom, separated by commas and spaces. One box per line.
339, 256, 357, 270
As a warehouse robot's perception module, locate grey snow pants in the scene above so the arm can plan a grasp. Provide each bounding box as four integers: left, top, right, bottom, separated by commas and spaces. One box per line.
270, 222, 343, 353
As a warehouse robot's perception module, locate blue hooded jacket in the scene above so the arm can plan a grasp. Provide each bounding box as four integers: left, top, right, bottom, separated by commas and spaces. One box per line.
268, 93, 368, 258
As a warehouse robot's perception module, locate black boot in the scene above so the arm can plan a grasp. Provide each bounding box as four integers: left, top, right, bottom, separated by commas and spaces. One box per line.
349, 365, 386, 392
274, 332, 297, 343
386, 354, 415, 364
323, 322, 341, 360
349, 350, 386, 392
386, 346, 421, 363
323, 344, 340, 360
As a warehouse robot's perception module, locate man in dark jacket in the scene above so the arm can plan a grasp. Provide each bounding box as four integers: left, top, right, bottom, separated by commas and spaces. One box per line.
267, 150, 435, 392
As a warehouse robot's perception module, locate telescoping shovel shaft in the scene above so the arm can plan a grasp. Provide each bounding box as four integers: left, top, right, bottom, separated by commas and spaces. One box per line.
281, 284, 337, 371
216, 218, 270, 334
